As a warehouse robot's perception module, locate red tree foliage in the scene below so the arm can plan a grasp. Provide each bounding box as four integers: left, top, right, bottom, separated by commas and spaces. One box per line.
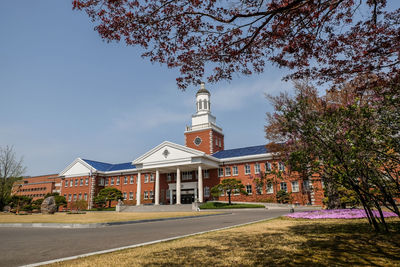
73, 0, 400, 89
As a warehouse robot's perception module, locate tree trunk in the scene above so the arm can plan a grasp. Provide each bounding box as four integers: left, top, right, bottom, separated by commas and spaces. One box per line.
228, 191, 231, 205
108, 200, 111, 208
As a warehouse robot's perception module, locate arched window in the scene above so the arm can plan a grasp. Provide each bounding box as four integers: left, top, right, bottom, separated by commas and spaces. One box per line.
199, 100, 202, 110
203, 99, 207, 109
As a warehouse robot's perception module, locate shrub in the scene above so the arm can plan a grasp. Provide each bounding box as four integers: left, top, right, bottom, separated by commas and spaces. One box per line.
276, 190, 292, 204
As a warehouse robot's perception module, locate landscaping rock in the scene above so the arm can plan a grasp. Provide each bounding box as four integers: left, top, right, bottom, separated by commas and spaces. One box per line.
2, 205, 11, 212
41, 196, 57, 214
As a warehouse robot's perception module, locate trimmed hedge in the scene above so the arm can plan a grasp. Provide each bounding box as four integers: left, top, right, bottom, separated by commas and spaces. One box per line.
199, 202, 265, 209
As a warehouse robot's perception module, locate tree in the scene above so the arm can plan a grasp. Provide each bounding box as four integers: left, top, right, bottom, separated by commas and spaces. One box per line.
211, 178, 247, 205
44, 193, 67, 211
73, 1, 399, 89
70, 200, 88, 211
0, 146, 26, 210
265, 78, 400, 232
95, 187, 122, 208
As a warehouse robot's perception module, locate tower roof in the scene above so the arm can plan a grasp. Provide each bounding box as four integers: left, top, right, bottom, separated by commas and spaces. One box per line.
196, 82, 210, 96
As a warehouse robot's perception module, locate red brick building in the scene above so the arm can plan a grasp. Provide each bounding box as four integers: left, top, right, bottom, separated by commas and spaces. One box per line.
12, 174, 61, 201
58, 83, 324, 209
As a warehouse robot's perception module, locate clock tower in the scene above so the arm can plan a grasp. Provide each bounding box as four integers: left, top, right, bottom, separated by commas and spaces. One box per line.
185, 83, 224, 154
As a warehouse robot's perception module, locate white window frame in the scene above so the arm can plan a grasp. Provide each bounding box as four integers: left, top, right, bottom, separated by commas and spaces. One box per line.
246, 185, 252, 195
225, 167, 231, 176
129, 192, 134, 200
232, 166, 238, 176
266, 184, 274, 194
111, 178, 114, 186
84, 193, 87, 200
254, 163, 260, 174
150, 173, 155, 182
144, 174, 149, 183
123, 192, 127, 200
130, 176, 134, 184
124, 176, 128, 184
291, 181, 299, 192
80, 179, 83, 186
144, 191, 148, 199
105, 178, 109, 186
150, 190, 154, 199
218, 168, 224, 177
244, 164, 251, 175
279, 162, 285, 172
85, 178, 89, 186
265, 162, 272, 171
65, 179, 68, 187
116, 177, 120, 185
203, 170, 209, 179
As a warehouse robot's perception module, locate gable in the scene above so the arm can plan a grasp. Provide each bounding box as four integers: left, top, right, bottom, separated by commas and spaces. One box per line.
133, 141, 205, 165
61, 160, 92, 177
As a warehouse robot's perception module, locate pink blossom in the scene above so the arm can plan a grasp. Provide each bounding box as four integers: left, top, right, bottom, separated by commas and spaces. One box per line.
286, 209, 397, 219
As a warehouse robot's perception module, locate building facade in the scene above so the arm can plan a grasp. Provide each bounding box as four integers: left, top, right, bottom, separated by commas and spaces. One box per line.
58, 83, 324, 209
12, 174, 61, 201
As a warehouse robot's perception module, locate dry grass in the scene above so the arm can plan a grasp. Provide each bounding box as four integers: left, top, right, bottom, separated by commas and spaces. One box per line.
48, 217, 400, 267
0, 212, 219, 224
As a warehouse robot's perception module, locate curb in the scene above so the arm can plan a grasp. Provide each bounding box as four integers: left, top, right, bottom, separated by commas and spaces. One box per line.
0, 212, 230, 229
22, 216, 279, 267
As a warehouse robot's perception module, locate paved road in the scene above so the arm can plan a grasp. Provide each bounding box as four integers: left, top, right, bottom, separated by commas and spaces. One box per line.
0, 209, 291, 267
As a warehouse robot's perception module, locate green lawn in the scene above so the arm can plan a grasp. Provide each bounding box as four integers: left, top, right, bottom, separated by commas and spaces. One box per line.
199, 201, 265, 209
49, 217, 400, 266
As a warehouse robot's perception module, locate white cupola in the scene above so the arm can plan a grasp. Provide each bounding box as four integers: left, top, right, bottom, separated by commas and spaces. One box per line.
195, 82, 211, 115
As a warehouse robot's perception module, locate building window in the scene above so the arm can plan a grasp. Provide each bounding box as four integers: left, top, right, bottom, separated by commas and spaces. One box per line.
68, 194, 72, 202
232, 166, 238, 176
144, 174, 149, 183
278, 162, 285, 172
124, 176, 128, 184
254, 163, 260, 174
73, 194, 77, 201
244, 164, 251, 175
233, 188, 240, 195
291, 181, 299, 192
99, 178, 105, 186
203, 170, 209, 179
280, 182, 287, 192
150, 174, 155, 182
78, 193, 82, 200
219, 139, 222, 147
144, 191, 148, 199
116, 178, 120, 185
265, 162, 272, 171
266, 184, 274, 194
225, 167, 231, 176
85, 178, 89, 186
130, 176, 134, 184
218, 168, 224, 177
215, 139, 218, 146
303, 180, 311, 191
105, 178, 109, 186
111, 178, 114, 185
246, 185, 252, 195
65, 179, 68, 187
204, 187, 210, 197
84, 193, 87, 200
149, 190, 154, 199
256, 185, 262, 195
167, 173, 172, 182
129, 192, 134, 200
123, 192, 127, 200
75, 179, 78, 186
182, 171, 192, 180
80, 179, 83, 186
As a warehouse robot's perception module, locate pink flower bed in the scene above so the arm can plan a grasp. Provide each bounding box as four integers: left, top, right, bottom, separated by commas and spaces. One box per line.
286, 209, 398, 219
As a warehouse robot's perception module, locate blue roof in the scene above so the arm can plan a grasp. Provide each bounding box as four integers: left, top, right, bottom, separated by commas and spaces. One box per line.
212, 145, 269, 159
81, 159, 136, 172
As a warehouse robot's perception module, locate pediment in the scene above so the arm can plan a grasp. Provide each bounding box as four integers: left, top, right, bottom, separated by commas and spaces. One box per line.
133, 141, 204, 165
59, 158, 93, 177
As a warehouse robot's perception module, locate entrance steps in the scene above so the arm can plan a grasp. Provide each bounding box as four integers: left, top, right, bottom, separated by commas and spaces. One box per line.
119, 204, 194, 212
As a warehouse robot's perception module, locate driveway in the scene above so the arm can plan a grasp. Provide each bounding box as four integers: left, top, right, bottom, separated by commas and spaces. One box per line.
0, 209, 291, 267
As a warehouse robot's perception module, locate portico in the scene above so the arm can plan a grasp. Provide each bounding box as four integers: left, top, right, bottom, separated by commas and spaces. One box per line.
132, 141, 219, 206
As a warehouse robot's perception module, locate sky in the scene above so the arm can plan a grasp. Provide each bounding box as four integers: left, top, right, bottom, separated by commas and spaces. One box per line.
1, 1, 398, 176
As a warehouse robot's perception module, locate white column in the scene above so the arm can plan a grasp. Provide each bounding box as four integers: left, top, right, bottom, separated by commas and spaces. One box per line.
169, 189, 173, 205
136, 172, 141, 205
198, 165, 203, 203
155, 170, 160, 205
176, 167, 181, 205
